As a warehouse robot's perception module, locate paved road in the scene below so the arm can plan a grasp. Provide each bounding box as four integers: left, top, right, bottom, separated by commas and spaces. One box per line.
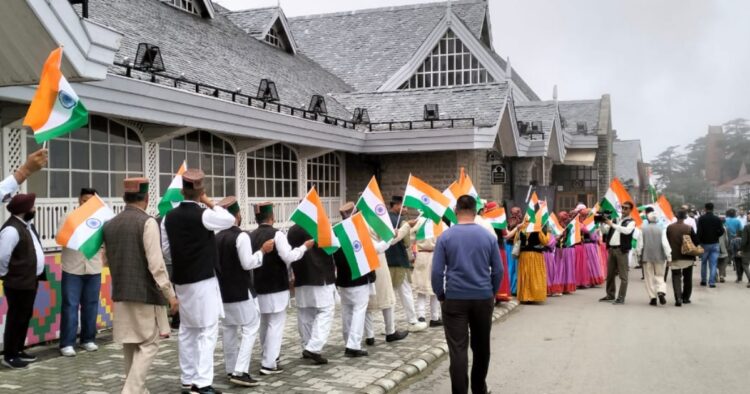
405, 267, 750, 394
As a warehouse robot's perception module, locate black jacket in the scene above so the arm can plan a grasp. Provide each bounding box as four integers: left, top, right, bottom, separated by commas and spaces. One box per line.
697, 213, 725, 245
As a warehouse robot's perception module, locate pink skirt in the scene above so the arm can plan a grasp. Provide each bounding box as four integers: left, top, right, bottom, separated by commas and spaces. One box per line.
544, 249, 560, 294
584, 243, 605, 285
558, 247, 577, 294
574, 244, 591, 287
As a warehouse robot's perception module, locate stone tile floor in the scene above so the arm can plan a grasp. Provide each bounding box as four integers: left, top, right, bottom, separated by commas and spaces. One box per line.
0, 301, 474, 394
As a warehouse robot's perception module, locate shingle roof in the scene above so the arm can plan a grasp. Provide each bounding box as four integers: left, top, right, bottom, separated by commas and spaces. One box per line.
223, 6, 277, 36
514, 101, 557, 135
558, 99, 601, 135
83, 0, 354, 119
286, 0, 490, 92
330, 82, 509, 128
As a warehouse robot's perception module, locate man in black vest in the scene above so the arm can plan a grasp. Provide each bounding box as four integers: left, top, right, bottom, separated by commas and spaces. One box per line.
102, 178, 178, 393
288, 214, 337, 365
386, 196, 426, 332
599, 201, 636, 305
161, 169, 235, 394
334, 202, 375, 357
215, 196, 274, 387
250, 202, 311, 375
0, 193, 45, 369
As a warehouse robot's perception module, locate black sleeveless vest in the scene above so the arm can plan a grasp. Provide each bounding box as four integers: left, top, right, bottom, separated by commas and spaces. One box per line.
164, 203, 217, 285
215, 226, 256, 303
287, 225, 336, 287
250, 224, 288, 295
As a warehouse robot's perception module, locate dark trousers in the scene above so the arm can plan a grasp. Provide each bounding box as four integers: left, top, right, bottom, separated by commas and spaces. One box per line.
671, 266, 693, 303
60, 272, 101, 348
734, 256, 750, 282
2, 285, 37, 359
606, 249, 629, 300
442, 298, 494, 394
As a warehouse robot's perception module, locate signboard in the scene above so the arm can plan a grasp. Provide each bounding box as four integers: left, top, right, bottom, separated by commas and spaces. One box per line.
491, 164, 506, 185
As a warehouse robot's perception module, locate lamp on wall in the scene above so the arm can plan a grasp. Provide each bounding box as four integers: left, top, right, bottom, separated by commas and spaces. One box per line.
352, 108, 370, 124
308, 95, 327, 114
257, 79, 279, 102
423, 104, 439, 121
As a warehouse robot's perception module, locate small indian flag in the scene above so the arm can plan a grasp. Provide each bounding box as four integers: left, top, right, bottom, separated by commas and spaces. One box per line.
524, 193, 545, 232
403, 175, 452, 223
443, 167, 481, 222
23, 47, 88, 143
482, 206, 507, 230
416, 218, 447, 241
582, 204, 599, 233
656, 195, 676, 223
55, 195, 114, 259
356, 176, 395, 242
648, 167, 658, 204
564, 218, 582, 247
291, 187, 340, 254
548, 212, 564, 236
600, 178, 642, 227
333, 212, 379, 280
158, 161, 187, 217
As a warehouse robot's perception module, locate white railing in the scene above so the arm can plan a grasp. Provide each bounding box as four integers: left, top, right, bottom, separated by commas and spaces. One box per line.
33, 198, 127, 250
245, 197, 342, 231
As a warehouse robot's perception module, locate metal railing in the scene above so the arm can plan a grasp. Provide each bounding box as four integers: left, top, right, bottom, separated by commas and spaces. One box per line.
244, 197, 342, 232
367, 118, 475, 132
34, 198, 127, 251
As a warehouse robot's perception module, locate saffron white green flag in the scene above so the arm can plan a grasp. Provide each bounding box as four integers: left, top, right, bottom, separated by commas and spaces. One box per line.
415, 218, 447, 241
158, 161, 187, 217
333, 212, 380, 280
290, 187, 340, 254
55, 195, 114, 259
403, 174, 452, 223
356, 176, 395, 242
443, 167, 481, 223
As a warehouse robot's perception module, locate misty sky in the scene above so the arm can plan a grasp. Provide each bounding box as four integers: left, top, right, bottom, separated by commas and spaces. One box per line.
215, 0, 750, 160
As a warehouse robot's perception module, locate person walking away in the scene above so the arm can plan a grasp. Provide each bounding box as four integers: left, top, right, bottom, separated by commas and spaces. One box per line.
432, 195, 502, 394
249, 202, 311, 375
215, 196, 273, 387
640, 213, 672, 306
666, 210, 699, 306
725, 209, 744, 282
697, 203, 724, 288
0, 194, 46, 369
737, 212, 750, 287
334, 202, 375, 357
160, 169, 235, 394
599, 202, 636, 305
717, 220, 730, 283
102, 178, 179, 392
410, 216, 443, 326
59, 188, 103, 357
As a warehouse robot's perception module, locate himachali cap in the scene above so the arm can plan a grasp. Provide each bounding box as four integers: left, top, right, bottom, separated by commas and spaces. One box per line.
254, 202, 274, 215
123, 177, 149, 193
182, 168, 205, 190
219, 196, 240, 215
339, 201, 355, 215
7, 193, 36, 215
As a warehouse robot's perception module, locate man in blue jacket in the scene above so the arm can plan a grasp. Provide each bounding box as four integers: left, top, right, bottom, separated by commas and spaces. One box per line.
432, 195, 502, 394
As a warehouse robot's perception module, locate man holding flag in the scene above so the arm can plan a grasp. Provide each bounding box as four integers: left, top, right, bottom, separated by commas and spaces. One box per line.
599, 201, 637, 305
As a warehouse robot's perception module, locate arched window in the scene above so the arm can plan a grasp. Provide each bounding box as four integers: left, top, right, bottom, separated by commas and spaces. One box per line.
26, 115, 143, 198
307, 153, 340, 198
159, 130, 235, 198
247, 144, 298, 198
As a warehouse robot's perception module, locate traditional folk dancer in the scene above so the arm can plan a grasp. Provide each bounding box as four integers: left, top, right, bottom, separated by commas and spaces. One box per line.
102, 178, 178, 393
557, 212, 577, 294
483, 202, 511, 303
410, 216, 443, 326
385, 196, 427, 332
543, 231, 560, 296
333, 202, 373, 357
160, 169, 235, 394
215, 196, 273, 387
288, 223, 337, 365
582, 226, 605, 286
505, 207, 524, 295
516, 220, 550, 303
249, 202, 312, 375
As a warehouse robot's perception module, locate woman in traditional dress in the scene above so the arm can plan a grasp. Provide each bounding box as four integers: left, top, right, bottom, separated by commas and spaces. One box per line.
582, 211, 605, 286
484, 202, 511, 303
516, 220, 549, 303
574, 208, 592, 288
505, 206, 524, 296
544, 231, 560, 296
557, 211, 578, 294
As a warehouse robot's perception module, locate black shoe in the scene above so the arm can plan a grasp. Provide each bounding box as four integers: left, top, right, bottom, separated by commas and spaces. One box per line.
658, 293, 667, 305
675, 302, 682, 307
229, 373, 259, 387
2, 357, 29, 369
649, 298, 657, 306
385, 330, 409, 342
418, 317, 426, 323
613, 299, 625, 305
259, 365, 284, 375
682, 299, 691, 304
17, 351, 37, 363
302, 350, 328, 365
700, 282, 706, 286
709, 284, 716, 288
344, 348, 369, 357
181, 384, 192, 394
720, 277, 726, 283
599, 296, 615, 302
429, 319, 443, 327
365, 337, 375, 346
193, 386, 222, 394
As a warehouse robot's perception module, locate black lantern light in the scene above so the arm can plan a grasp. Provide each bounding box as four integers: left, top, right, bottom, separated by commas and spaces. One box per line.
352, 108, 370, 124
423, 104, 439, 121
308, 95, 327, 114
133, 43, 165, 72
257, 79, 279, 102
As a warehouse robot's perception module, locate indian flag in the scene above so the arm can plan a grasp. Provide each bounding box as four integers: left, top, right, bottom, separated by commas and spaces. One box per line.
291, 187, 340, 254
582, 203, 599, 233
482, 206, 507, 230
333, 212, 380, 280
524, 193, 545, 232
656, 195, 676, 223
600, 178, 642, 227
404, 174, 452, 223
356, 176, 395, 242
23, 47, 88, 143
55, 195, 114, 259
647, 167, 658, 204
564, 218, 582, 247
416, 218, 447, 241
158, 161, 187, 217
548, 212, 564, 236
443, 167, 480, 222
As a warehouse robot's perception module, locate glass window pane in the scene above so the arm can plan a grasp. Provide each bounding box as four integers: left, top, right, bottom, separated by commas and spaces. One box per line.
186, 153, 199, 169
27, 136, 43, 153
274, 161, 282, 180
291, 181, 298, 197
173, 135, 186, 151
200, 132, 211, 152
173, 151, 186, 171
111, 174, 126, 197
225, 157, 235, 176
247, 159, 255, 177
110, 122, 126, 144
212, 137, 223, 154
27, 170, 48, 198
213, 178, 224, 197
71, 172, 90, 197
110, 145, 126, 172
91, 116, 108, 142
128, 147, 143, 172
226, 178, 235, 196
71, 142, 89, 170
247, 180, 256, 197
92, 173, 109, 197
50, 170, 70, 198
265, 180, 274, 197
201, 154, 213, 174
49, 140, 69, 169
71, 126, 89, 141
92, 144, 108, 171
186, 132, 199, 151
275, 181, 283, 198
265, 160, 273, 178
214, 155, 224, 175
203, 178, 212, 196
127, 129, 140, 145
160, 175, 172, 195
291, 162, 297, 181
159, 149, 171, 173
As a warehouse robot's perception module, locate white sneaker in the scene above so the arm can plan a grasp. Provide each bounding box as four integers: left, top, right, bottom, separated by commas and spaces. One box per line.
80, 342, 98, 352
60, 346, 76, 357
408, 321, 428, 332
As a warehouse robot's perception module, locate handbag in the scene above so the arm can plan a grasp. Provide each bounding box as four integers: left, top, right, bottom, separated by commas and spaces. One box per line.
681, 234, 704, 256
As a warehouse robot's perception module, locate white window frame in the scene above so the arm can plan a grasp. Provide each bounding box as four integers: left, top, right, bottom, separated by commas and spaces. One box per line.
306, 152, 341, 198
163, 0, 201, 15
246, 143, 298, 199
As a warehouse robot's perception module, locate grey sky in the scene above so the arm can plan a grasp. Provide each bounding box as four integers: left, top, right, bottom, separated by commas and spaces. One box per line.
215, 0, 750, 160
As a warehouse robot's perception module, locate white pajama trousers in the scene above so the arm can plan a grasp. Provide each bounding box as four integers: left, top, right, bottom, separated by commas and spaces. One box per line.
222, 316, 260, 375
365, 307, 395, 338
259, 310, 286, 369
339, 285, 370, 350
179, 322, 219, 388
416, 293, 441, 321
395, 279, 418, 324
297, 305, 334, 353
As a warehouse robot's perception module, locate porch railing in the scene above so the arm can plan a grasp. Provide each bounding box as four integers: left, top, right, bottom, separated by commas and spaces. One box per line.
244, 197, 342, 232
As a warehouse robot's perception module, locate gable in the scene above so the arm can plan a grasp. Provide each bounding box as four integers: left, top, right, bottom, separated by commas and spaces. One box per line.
162, 0, 214, 18
225, 7, 298, 54
399, 29, 495, 89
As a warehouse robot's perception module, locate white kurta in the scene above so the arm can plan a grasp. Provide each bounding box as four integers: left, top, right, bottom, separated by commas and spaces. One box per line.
223, 232, 264, 326
295, 284, 336, 308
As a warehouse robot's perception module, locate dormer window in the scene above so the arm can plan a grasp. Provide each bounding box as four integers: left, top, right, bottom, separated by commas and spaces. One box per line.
265, 26, 285, 50
165, 0, 200, 15
262, 18, 294, 53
